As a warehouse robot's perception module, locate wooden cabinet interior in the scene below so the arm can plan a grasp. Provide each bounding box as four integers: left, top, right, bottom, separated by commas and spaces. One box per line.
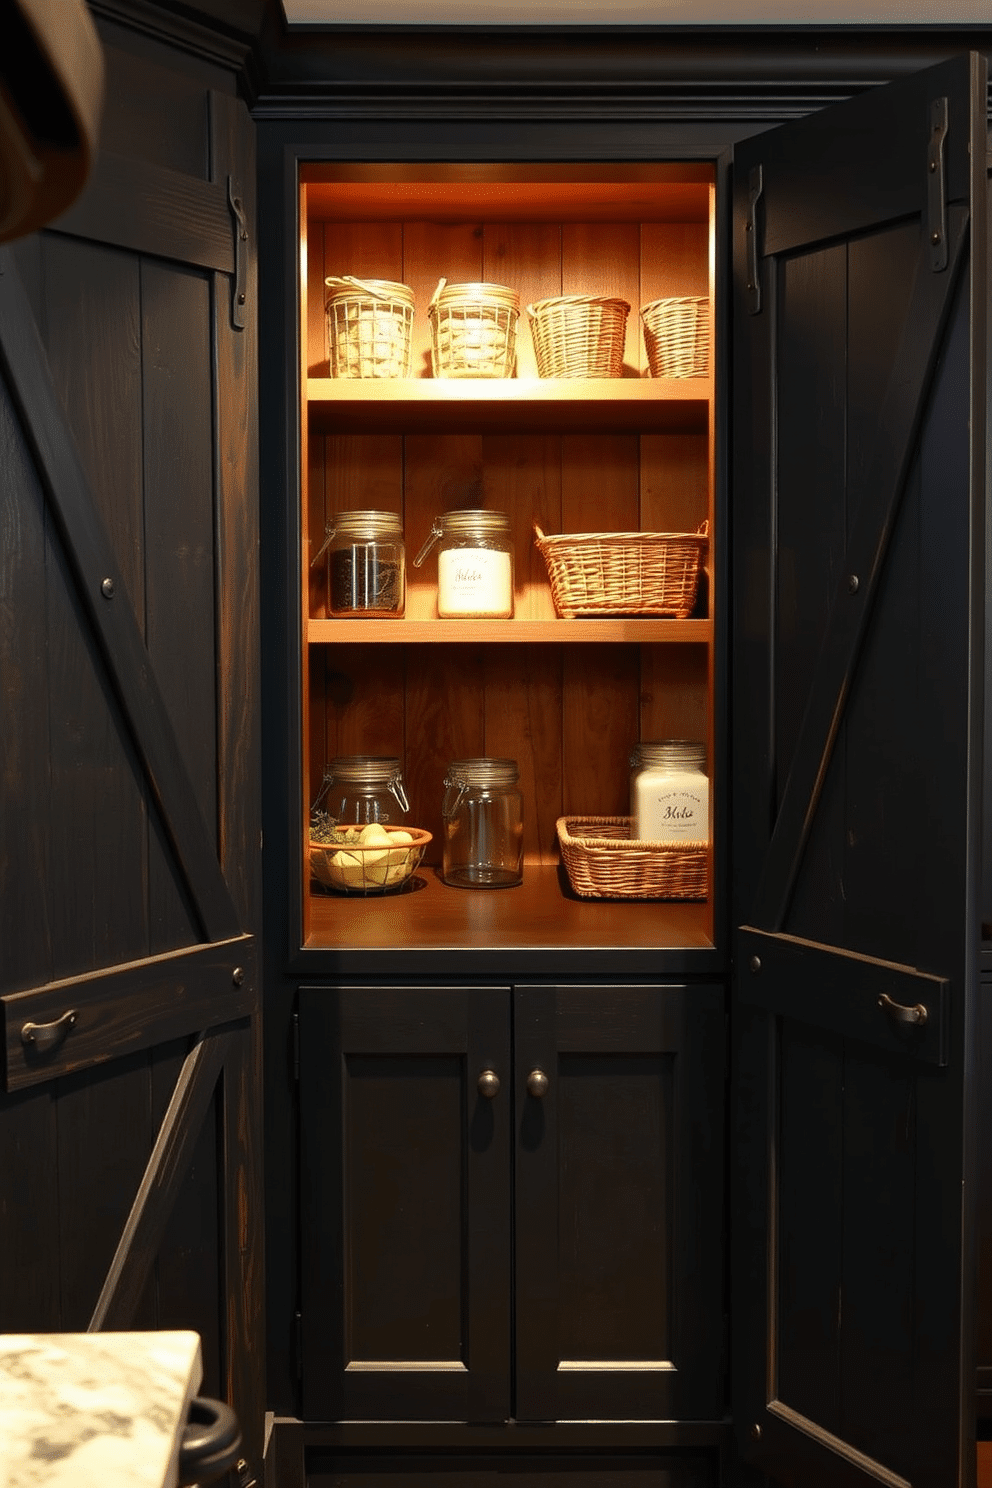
300, 163, 716, 953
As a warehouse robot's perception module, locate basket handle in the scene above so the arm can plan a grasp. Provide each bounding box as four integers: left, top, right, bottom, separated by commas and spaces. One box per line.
429, 277, 446, 309
533, 522, 546, 544
697, 520, 709, 537
324, 275, 394, 301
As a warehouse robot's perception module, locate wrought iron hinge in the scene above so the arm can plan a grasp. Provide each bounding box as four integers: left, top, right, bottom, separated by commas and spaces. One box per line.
745, 164, 763, 315
227, 175, 248, 329
927, 97, 948, 272
292, 1011, 300, 1080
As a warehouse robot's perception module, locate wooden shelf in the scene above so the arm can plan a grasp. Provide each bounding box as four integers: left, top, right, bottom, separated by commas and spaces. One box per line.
307, 616, 711, 644
306, 377, 711, 434
306, 863, 714, 954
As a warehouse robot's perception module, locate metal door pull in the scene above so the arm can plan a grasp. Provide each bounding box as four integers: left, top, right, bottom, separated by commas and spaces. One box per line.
477, 1069, 500, 1098
526, 1068, 549, 1098
877, 992, 928, 1027
21, 1009, 78, 1053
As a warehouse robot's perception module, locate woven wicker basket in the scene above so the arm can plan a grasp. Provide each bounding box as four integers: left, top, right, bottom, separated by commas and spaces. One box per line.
640, 297, 709, 379
557, 816, 707, 901
429, 279, 519, 379
527, 295, 630, 378
325, 276, 415, 379
533, 522, 708, 619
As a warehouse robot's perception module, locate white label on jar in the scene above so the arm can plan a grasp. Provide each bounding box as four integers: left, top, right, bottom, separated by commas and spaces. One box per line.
634, 777, 709, 843
438, 548, 512, 617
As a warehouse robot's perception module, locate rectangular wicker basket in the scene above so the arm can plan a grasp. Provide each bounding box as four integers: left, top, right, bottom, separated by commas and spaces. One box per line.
557, 816, 708, 901
534, 523, 708, 619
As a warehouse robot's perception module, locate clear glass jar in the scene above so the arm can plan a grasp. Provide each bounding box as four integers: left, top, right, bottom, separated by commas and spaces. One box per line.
312, 510, 405, 618
442, 757, 524, 888
413, 509, 514, 619
312, 756, 410, 831
629, 740, 708, 843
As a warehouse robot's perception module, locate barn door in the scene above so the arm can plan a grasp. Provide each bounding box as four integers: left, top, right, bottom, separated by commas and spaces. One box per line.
0, 28, 262, 1480
731, 52, 987, 1488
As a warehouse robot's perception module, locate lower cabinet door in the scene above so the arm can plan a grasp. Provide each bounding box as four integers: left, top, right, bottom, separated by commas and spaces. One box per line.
299, 984, 513, 1422
514, 983, 726, 1423
299, 981, 726, 1425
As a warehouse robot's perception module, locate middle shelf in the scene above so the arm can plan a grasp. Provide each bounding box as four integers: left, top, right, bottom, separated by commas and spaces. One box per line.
307, 616, 712, 644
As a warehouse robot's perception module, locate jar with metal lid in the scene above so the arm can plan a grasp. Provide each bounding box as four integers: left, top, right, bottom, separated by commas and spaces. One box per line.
441, 757, 524, 888
413, 510, 514, 619
629, 740, 709, 843
312, 756, 410, 832
312, 510, 405, 617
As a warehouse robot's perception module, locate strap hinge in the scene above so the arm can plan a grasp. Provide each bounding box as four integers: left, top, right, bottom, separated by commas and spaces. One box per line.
927, 97, 948, 272
745, 164, 764, 315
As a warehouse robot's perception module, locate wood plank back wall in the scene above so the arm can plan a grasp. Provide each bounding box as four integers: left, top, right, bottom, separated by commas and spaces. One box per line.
303, 213, 712, 867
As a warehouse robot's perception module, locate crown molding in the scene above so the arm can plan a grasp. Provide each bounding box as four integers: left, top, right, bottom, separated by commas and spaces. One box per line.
248, 24, 992, 121
89, 0, 265, 98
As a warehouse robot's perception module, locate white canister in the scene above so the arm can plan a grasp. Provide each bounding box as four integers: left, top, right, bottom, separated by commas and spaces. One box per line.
629, 740, 709, 843
413, 509, 515, 619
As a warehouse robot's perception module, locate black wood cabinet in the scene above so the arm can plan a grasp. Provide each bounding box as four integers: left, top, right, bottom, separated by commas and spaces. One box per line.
256, 39, 991, 1488
298, 982, 725, 1427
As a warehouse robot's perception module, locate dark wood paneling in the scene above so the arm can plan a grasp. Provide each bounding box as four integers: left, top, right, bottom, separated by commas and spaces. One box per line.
141, 256, 220, 951
0, 374, 53, 996
56, 1049, 157, 1331
151, 1036, 224, 1400
88, 1026, 234, 1331
0, 1088, 61, 1329
0, 246, 241, 946
0, 16, 262, 1481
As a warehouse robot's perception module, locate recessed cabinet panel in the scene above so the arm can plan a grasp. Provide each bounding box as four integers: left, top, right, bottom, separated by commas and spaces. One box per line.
298, 164, 718, 960
343, 1053, 465, 1364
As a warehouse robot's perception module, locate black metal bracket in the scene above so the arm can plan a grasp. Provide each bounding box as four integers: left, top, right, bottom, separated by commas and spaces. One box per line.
927, 97, 948, 272
228, 176, 248, 329
746, 164, 763, 315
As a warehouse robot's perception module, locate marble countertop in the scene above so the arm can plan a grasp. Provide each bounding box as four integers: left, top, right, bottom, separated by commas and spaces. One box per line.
0, 1332, 203, 1488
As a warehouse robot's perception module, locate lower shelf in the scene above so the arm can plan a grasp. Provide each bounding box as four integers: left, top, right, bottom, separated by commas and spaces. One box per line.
305, 862, 714, 955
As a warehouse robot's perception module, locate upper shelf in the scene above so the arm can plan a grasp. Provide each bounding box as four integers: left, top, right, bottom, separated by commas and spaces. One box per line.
306, 376, 711, 435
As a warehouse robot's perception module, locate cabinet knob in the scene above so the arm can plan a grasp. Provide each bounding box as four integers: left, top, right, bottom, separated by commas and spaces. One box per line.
526, 1068, 549, 1099
477, 1069, 501, 1099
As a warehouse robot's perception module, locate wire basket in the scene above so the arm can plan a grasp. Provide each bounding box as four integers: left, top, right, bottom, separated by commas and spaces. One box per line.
309, 826, 432, 894
429, 279, 519, 379
557, 817, 708, 900
533, 522, 708, 619
325, 276, 415, 379
527, 295, 630, 378
640, 297, 709, 379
